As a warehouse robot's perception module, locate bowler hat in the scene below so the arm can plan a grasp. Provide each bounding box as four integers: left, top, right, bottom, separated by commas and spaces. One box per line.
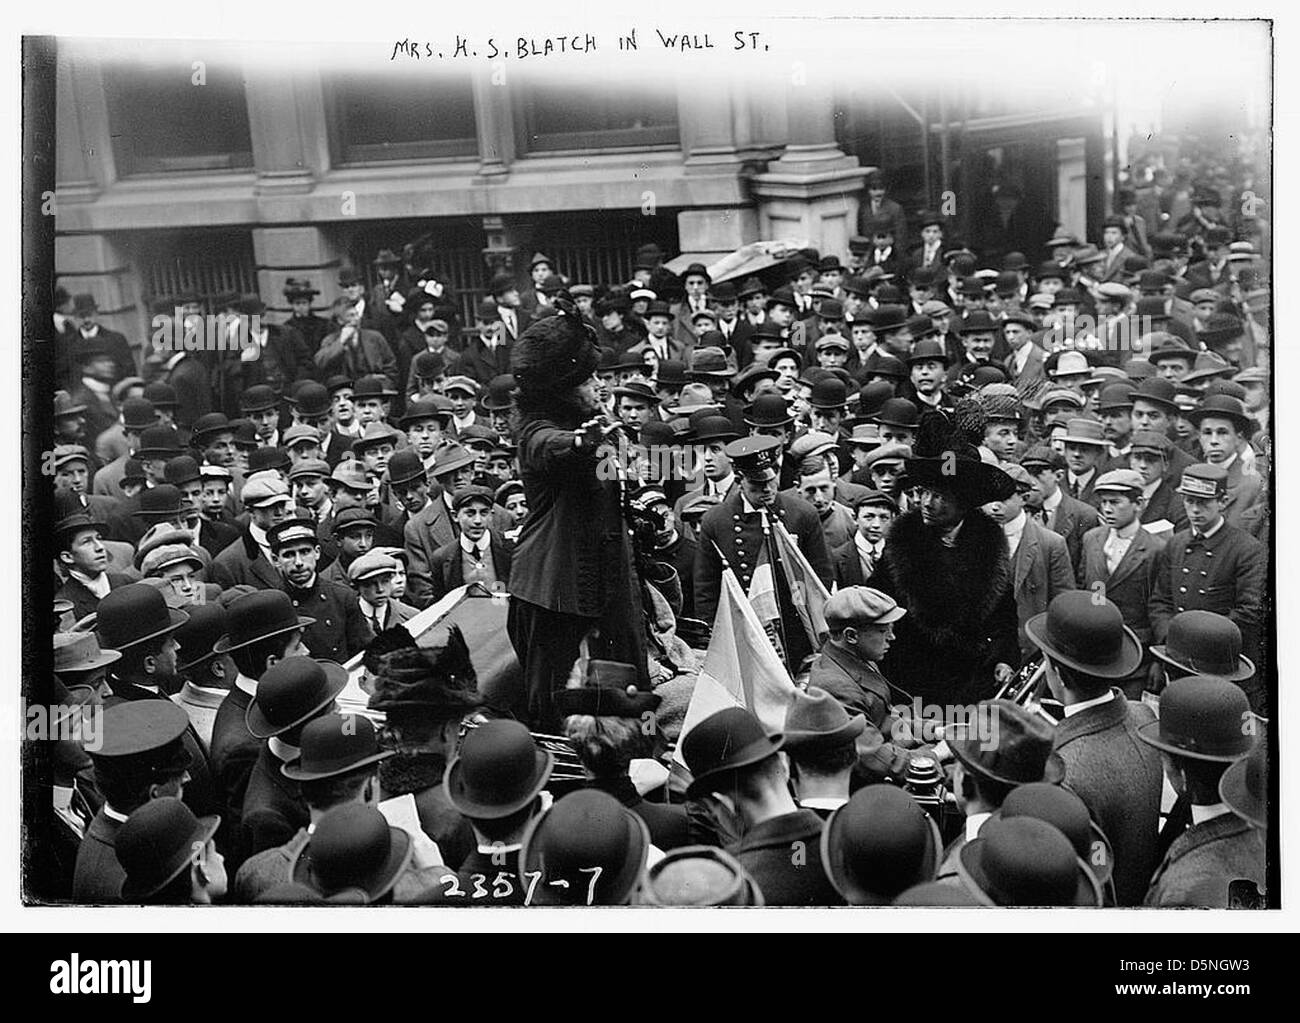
743, 393, 794, 428
874, 397, 920, 429
96, 583, 189, 653
690, 415, 740, 445
555, 659, 660, 719
136, 425, 184, 461
822, 785, 942, 905
444, 720, 554, 819
730, 362, 779, 399
400, 395, 453, 427
1136, 675, 1256, 762
163, 455, 202, 487
637, 846, 764, 906
998, 782, 1114, 890
906, 339, 949, 366
117, 797, 221, 900
1025, 591, 1142, 679
681, 707, 784, 798
213, 590, 315, 655
1151, 610, 1254, 682
1131, 376, 1180, 412
782, 687, 866, 752
282, 713, 394, 782
1219, 743, 1267, 831
862, 353, 908, 381
384, 448, 428, 488
191, 412, 232, 443
174, 602, 229, 673
289, 803, 412, 903
353, 375, 398, 400
1185, 393, 1254, 435
519, 789, 651, 906
948, 700, 1065, 787
481, 375, 516, 411
1096, 382, 1137, 412
957, 817, 1102, 907
809, 377, 848, 411
123, 397, 161, 432
240, 385, 280, 415
246, 656, 350, 739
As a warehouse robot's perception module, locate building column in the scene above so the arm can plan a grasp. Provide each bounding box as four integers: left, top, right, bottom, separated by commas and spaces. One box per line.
253, 227, 348, 318
675, 77, 759, 262
244, 65, 323, 197
472, 66, 515, 181
749, 72, 867, 257
55, 45, 117, 204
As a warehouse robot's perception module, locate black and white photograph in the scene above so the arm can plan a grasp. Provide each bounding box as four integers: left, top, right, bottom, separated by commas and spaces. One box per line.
12, 2, 1292, 960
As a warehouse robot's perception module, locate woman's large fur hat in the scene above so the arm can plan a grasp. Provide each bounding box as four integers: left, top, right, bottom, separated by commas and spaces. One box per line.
511, 295, 600, 394
367, 625, 482, 718
903, 400, 1017, 508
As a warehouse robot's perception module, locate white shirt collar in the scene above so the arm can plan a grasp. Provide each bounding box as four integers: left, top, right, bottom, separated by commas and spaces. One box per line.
740, 494, 770, 517
1063, 689, 1118, 718
460, 533, 491, 556
707, 473, 734, 497
964, 811, 992, 843
1043, 486, 1063, 514
102, 803, 131, 824
234, 672, 258, 697
1002, 509, 1028, 545
1191, 802, 1233, 826
1197, 517, 1226, 540
358, 596, 384, 620
854, 532, 882, 559
69, 569, 111, 598
799, 796, 849, 811
268, 737, 300, 763
1109, 518, 1141, 541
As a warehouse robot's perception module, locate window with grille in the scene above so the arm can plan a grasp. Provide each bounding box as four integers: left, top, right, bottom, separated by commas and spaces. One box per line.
516, 77, 679, 153
133, 231, 257, 310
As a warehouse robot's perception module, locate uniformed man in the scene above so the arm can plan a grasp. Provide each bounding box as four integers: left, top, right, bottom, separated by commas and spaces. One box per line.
269, 516, 373, 663
693, 435, 831, 671
1149, 463, 1266, 677
72, 701, 193, 902
1138, 676, 1265, 908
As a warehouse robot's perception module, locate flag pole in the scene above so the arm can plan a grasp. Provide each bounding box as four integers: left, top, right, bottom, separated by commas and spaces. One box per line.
759, 509, 793, 675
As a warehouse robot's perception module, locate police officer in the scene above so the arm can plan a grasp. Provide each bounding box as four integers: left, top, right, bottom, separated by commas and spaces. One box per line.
268, 516, 373, 663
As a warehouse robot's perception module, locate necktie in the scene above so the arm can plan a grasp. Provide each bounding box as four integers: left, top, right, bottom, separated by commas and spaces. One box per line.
369, 612, 382, 634
1069, 478, 1080, 498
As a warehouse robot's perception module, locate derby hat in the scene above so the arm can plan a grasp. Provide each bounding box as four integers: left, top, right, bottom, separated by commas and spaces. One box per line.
174, 602, 229, 673
690, 415, 740, 445
1025, 590, 1142, 679
1150, 610, 1254, 682
444, 719, 554, 819
281, 712, 394, 782
1185, 393, 1255, 435
1136, 675, 1256, 762
289, 803, 412, 903
54, 630, 121, 675
637, 846, 764, 907
353, 374, 398, 400
95, 583, 189, 652
213, 590, 315, 655
822, 785, 942, 905
874, 397, 920, 430
1219, 742, 1267, 831
782, 686, 866, 752
958, 817, 1102, 907
554, 659, 660, 718
742, 393, 794, 428
947, 699, 1066, 787
906, 339, 949, 367
1131, 376, 1181, 412
381, 449, 427, 490
998, 781, 1114, 890
136, 425, 184, 461
122, 397, 161, 432
246, 656, 350, 739
481, 374, 517, 411
519, 789, 652, 906
117, 797, 221, 900
681, 707, 784, 798
239, 385, 280, 415
400, 395, 454, 426
809, 377, 848, 411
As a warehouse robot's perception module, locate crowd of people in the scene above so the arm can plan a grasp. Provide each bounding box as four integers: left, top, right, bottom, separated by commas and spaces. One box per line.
37, 156, 1271, 908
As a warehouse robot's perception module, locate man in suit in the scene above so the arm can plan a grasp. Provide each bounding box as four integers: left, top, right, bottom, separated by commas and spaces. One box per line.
694, 437, 832, 672
163, 455, 239, 558
681, 708, 844, 906
67, 342, 125, 449
283, 278, 333, 356
1060, 416, 1110, 508
671, 415, 738, 535
208, 590, 312, 866
1128, 430, 1189, 534
404, 445, 476, 606
988, 464, 1076, 660
1077, 470, 1167, 697
1021, 446, 1100, 574
628, 300, 688, 364
314, 298, 399, 386
858, 171, 908, 248
461, 301, 514, 385
1026, 591, 1163, 907
516, 252, 557, 322
1130, 377, 1197, 485
73, 701, 194, 902
426, 486, 513, 603
1187, 394, 1263, 530
1150, 463, 1267, 673
1138, 676, 1264, 908
1002, 312, 1048, 401
210, 474, 295, 591
831, 491, 896, 590
239, 656, 348, 859
1098, 216, 1142, 283
671, 263, 714, 349
61, 293, 137, 389
269, 517, 374, 664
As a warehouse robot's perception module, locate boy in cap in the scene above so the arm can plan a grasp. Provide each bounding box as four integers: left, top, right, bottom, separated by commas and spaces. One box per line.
55, 509, 132, 622
1139, 677, 1264, 907
210, 472, 296, 591
1187, 395, 1262, 528
348, 550, 418, 632
1077, 469, 1166, 687
832, 490, 896, 588
1027, 591, 1162, 905
1149, 464, 1266, 675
